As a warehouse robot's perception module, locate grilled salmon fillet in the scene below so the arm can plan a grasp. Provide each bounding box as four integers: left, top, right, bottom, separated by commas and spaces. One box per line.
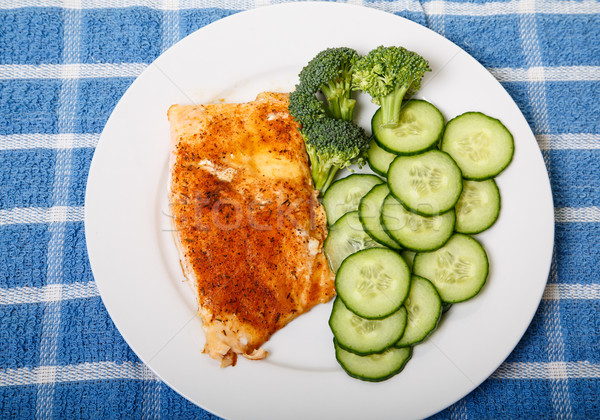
167, 92, 335, 367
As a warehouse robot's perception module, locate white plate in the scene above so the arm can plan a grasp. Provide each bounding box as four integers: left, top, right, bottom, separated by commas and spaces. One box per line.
85, 3, 554, 419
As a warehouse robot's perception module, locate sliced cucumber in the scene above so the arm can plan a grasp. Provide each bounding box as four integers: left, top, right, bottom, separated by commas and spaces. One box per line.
334, 340, 412, 382
359, 184, 402, 249
322, 174, 383, 225
367, 138, 398, 177
396, 276, 442, 347
387, 149, 462, 216
330, 298, 407, 355
372, 100, 444, 155
401, 250, 417, 271
455, 179, 501, 234
381, 194, 455, 252
336, 248, 410, 319
441, 112, 514, 180
413, 233, 489, 303
324, 211, 383, 273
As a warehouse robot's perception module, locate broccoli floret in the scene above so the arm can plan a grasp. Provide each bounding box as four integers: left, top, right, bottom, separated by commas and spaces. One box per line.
303, 117, 370, 193
288, 86, 323, 128
297, 47, 359, 121
288, 47, 369, 194
352, 45, 430, 127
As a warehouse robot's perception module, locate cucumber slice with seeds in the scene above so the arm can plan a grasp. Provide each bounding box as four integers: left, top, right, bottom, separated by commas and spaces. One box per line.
396, 276, 442, 347
413, 233, 489, 303
372, 100, 444, 155
330, 298, 407, 355
381, 194, 455, 252
359, 184, 402, 249
455, 179, 501, 234
324, 211, 383, 274
322, 174, 383, 225
441, 112, 514, 180
367, 138, 398, 177
336, 248, 411, 319
334, 340, 412, 382
387, 149, 462, 216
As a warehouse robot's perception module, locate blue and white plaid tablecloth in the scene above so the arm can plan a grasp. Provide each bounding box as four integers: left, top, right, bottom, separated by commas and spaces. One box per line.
1, 0, 598, 418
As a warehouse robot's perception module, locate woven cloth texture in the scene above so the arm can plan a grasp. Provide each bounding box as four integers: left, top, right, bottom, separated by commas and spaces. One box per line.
1, 0, 599, 418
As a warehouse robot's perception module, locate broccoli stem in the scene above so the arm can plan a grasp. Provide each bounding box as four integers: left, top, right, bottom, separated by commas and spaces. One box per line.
324, 97, 342, 120
311, 159, 337, 193
320, 82, 356, 122
326, 97, 356, 122
379, 84, 410, 128
317, 166, 339, 194
307, 146, 338, 193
